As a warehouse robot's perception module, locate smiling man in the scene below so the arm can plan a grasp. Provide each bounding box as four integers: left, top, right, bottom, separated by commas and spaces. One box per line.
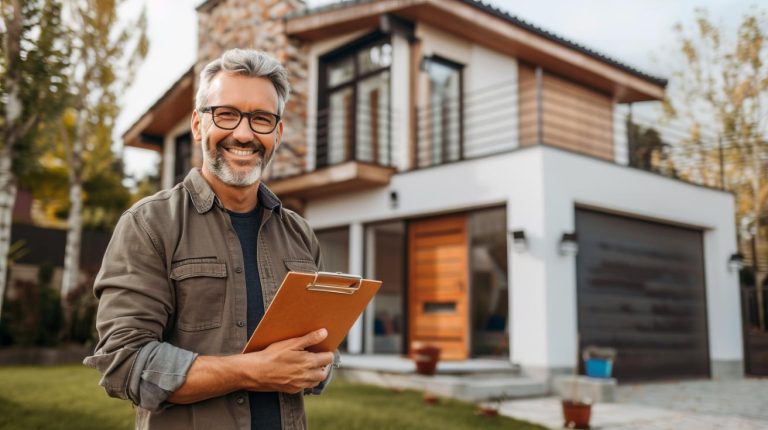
85, 49, 335, 430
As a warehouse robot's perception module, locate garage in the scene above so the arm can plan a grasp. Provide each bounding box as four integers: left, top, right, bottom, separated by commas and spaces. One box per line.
575, 208, 710, 382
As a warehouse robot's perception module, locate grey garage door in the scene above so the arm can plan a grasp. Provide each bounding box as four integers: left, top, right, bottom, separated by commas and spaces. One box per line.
575, 208, 710, 382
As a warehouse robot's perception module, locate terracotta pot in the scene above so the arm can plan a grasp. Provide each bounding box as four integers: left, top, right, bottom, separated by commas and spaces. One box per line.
413, 345, 441, 376
561, 400, 592, 429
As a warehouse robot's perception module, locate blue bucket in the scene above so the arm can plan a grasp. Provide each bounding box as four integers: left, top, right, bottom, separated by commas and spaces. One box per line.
585, 358, 613, 378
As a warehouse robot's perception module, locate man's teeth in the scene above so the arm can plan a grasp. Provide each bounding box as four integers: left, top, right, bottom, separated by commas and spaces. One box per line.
228, 148, 254, 156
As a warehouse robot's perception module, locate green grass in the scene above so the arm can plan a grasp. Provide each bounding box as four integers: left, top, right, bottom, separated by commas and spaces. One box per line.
0, 364, 546, 430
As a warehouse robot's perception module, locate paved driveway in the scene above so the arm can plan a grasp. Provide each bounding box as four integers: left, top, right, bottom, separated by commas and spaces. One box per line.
498, 378, 768, 429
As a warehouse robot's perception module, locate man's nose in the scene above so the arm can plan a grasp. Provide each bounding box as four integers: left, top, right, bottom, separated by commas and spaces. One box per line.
232, 117, 254, 142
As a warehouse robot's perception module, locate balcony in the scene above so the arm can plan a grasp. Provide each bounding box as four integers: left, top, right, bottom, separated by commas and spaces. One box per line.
270, 68, 720, 201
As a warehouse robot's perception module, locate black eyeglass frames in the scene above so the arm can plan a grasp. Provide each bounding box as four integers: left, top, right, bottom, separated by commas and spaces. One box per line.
199, 106, 281, 134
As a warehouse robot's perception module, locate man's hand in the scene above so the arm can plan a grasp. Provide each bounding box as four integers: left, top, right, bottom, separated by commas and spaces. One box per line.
168, 328, 334, 404
244, 328, 335, 393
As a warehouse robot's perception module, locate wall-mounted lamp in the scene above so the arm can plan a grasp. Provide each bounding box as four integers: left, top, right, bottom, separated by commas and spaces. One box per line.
558, 232, 579, 256
509, 230, 528, 252
389, 190, 398, 209
728, 252, 744, 272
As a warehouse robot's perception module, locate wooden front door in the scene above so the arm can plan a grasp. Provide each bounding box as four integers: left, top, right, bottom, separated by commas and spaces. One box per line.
408, 215, 469, 360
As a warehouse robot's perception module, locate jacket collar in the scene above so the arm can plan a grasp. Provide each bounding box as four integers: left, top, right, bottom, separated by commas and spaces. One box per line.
183, 168, 283, 217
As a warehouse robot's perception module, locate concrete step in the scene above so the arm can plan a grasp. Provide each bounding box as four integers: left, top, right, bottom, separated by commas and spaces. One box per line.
336, 354, 548, 402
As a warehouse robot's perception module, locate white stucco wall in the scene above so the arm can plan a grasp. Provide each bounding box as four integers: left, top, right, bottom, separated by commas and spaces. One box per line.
304, 145, 741, 372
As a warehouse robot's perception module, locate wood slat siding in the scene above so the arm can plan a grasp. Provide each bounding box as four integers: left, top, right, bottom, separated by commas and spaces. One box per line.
518, 64, 614, 161
408, 215, 469, 360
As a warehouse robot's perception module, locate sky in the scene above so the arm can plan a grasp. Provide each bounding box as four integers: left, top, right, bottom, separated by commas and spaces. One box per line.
117, 0, 760, 179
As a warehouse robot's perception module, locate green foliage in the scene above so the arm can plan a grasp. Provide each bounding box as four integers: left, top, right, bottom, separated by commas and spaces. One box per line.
0, 367, 546, 430
0, 263, 63, 346
0, 0, 70, 179
626, 119, 677, 177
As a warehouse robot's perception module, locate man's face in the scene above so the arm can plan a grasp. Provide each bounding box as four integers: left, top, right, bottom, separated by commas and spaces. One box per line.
192, 73, 283, 188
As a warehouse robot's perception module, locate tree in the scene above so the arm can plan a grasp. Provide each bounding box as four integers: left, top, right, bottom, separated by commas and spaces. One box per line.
57, 0, 147, 297
0, 0, 69, 323
665, 8, 768, 328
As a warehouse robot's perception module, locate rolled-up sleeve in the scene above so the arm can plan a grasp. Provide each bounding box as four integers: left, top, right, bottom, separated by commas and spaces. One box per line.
83, 211, 196, 411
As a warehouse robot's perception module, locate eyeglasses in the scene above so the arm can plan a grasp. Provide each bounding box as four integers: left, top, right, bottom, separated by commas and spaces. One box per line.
199, 106, 281, 134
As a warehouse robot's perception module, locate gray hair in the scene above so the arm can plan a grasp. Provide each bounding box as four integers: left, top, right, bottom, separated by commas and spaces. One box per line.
195, 49, 291, 115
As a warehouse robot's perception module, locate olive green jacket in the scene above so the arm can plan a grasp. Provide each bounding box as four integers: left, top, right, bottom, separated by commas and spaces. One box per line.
84, 168, 327, 430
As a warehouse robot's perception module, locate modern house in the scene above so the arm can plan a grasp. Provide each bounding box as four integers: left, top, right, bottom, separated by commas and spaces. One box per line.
123, 0, 743, 382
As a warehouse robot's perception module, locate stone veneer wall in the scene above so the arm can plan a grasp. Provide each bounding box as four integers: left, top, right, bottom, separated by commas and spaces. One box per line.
194, 0, 309, 180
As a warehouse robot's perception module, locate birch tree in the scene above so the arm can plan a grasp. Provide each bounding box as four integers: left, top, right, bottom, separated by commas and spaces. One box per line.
0, 0, 68, 322
666, 8, 768, 328
58, 0, 147, 297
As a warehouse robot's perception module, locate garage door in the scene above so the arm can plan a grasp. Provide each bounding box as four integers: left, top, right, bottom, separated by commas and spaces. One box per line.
575, 208, 710, 382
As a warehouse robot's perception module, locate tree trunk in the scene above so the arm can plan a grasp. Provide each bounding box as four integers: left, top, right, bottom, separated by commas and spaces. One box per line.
62, 180, 82, 299
0, 0, 23, 324
61, 121, 84, 300
0, 144, 17, 324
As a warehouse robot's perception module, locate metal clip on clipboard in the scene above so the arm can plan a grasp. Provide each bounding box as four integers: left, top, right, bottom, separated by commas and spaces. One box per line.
306, 271, 362, 295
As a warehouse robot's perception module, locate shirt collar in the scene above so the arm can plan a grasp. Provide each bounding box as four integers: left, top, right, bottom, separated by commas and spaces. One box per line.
183, 168, 283, 217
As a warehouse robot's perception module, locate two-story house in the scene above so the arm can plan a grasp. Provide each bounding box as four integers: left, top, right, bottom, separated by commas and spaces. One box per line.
122, 0, 742, 382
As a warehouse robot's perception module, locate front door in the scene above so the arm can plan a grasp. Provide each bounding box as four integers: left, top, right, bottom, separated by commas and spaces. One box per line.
408, 215, 469, 360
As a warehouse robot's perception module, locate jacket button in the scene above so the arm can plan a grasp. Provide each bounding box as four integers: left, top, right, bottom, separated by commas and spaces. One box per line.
236, 396, 246, 405
237, 321, 245, 327
235, 266, 243, 273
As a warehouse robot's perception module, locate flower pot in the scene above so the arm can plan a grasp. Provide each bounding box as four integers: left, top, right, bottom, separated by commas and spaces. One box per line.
412, 344, 440, 376
585, 358, 613, 378
561, 400, 592, 429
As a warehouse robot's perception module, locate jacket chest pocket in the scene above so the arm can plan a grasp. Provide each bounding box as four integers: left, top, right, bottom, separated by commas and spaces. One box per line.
170, 261, 228, 332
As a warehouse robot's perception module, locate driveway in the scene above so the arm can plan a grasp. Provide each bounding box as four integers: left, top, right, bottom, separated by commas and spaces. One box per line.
498, 378, 768, 429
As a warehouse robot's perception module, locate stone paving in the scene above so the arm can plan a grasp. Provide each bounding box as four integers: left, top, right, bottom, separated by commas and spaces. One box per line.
497, 378, 768, 429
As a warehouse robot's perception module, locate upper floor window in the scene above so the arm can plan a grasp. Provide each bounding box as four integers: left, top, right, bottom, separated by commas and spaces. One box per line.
417, 56, 463, 168
318, 35, 392, 168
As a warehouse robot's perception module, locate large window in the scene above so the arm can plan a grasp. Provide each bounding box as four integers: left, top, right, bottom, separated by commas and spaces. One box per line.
365, 221, 405, 354
469, 207, 508, 357
316, 227, 350, 352
318, 35, 392, 167
417, 56, 462, 168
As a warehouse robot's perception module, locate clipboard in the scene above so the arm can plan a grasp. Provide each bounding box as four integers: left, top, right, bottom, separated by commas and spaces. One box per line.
243, 271, 381, 354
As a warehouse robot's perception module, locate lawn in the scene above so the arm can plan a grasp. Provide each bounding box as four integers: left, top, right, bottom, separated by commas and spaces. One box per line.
0, 364, 546, 429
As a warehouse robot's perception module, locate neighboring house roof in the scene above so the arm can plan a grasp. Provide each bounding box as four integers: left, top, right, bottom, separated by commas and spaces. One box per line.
122, 65, 195, 151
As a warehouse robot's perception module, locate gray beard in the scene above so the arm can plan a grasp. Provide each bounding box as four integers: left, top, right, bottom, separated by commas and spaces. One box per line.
202, 135, 273, 187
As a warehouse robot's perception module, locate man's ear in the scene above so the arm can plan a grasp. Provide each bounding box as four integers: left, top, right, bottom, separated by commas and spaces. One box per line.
275, 121, 283, 147
191, 109, 202, 142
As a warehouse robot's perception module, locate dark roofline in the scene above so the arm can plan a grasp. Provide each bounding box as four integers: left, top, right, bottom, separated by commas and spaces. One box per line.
288, 0, 667, 87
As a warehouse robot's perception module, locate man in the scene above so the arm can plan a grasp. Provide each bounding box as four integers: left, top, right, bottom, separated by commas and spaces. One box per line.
84, 49, 335, 430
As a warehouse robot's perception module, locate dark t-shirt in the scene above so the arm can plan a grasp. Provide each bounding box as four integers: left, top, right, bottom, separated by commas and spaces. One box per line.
229, 206, 281, 430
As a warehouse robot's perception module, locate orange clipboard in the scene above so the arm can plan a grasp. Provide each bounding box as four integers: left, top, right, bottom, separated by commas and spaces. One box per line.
242, 271, 381, 354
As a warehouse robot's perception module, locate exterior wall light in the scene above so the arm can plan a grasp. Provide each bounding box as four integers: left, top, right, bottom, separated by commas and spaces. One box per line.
728, 253, 744, 272
558, 232, 579, 256
509, 230, 528, 252
389, 190, 398, 209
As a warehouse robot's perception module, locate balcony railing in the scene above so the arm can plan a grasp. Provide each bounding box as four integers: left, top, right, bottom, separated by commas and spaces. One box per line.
298, 76, 746, 195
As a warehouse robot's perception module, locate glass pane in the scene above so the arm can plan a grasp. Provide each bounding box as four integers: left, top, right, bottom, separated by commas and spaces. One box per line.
327, 56, 354, 87
469, 207, 509, 357
355, 71, 390, 164
427, 60, 461, 165
358, 42, 392, 74
367, 222, 405, 354
316, 227, 350, 352
316, 228, 350, 273
327, 87, 354, 165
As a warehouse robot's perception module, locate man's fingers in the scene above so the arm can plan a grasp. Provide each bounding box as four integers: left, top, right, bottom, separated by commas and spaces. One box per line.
316, 351, 334, 367
291, 328, 328, 350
